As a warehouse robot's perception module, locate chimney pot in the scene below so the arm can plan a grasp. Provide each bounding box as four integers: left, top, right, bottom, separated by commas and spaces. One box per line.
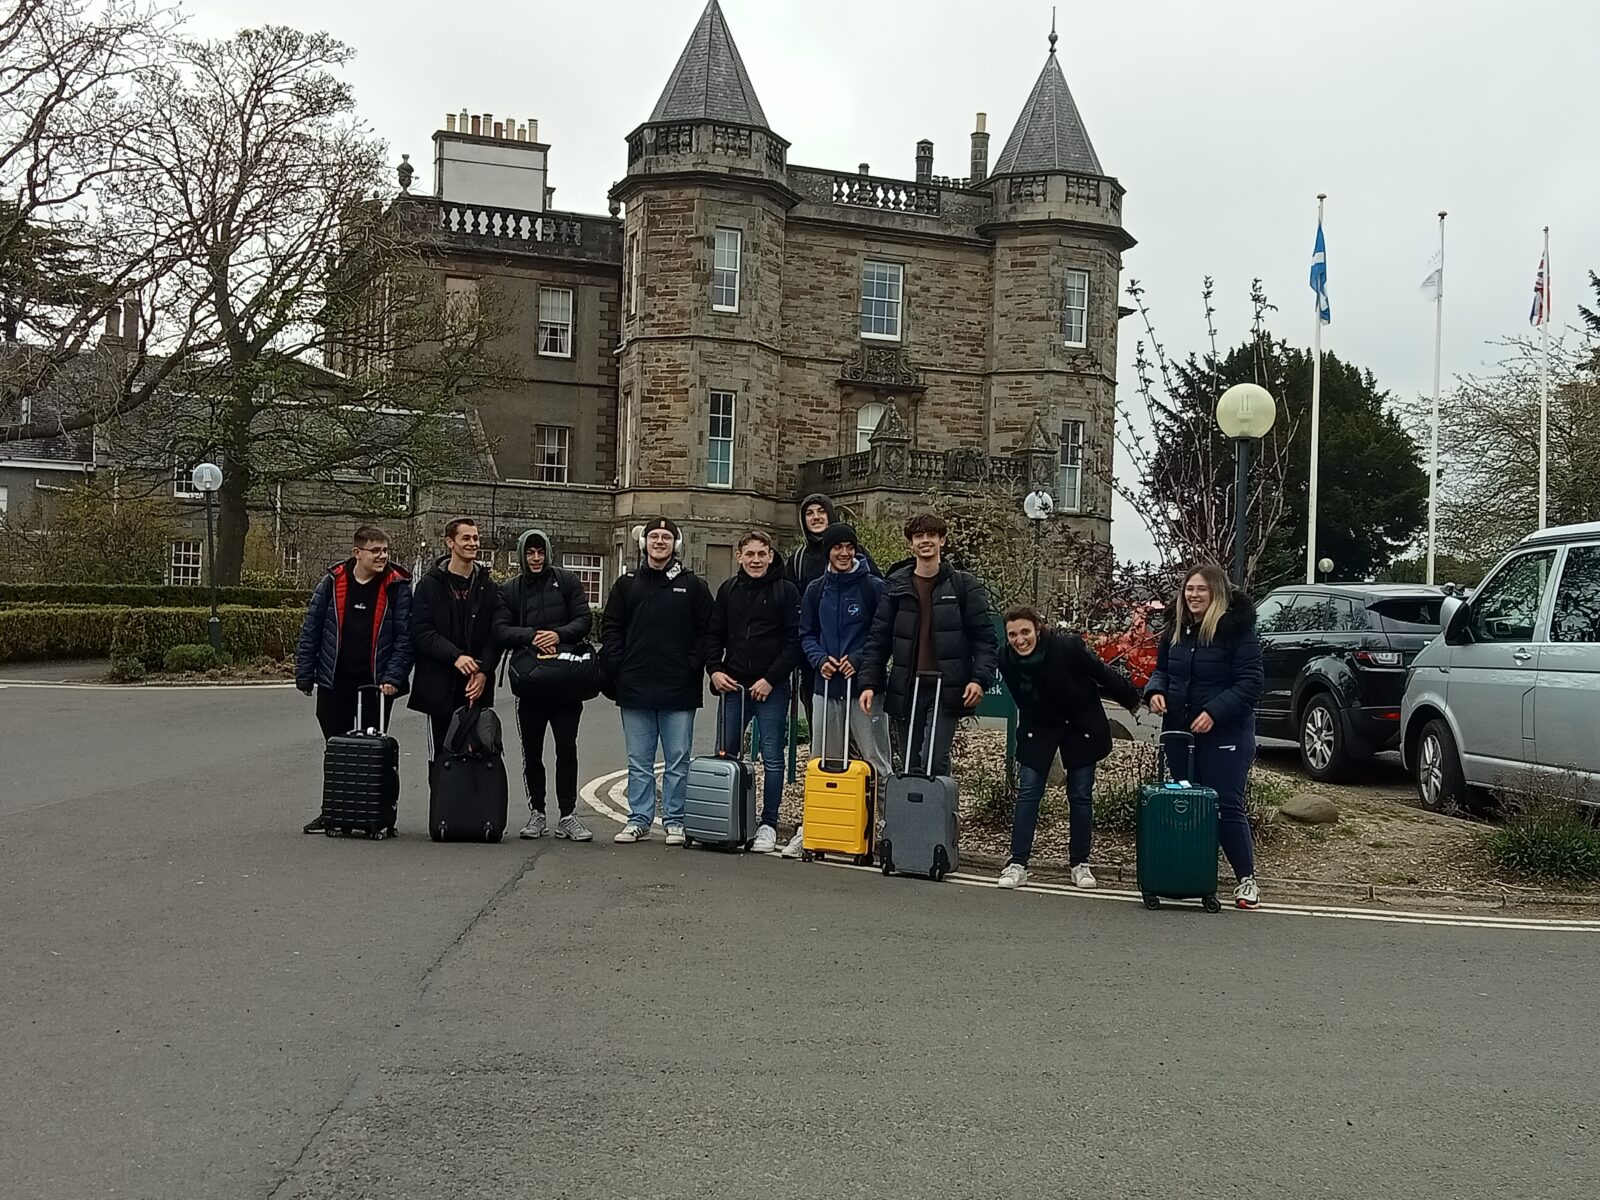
470, 114, 481, 136
915, 139, 934, 185
121, 298, 140, 343
970, 114, 990, 185
528, 119, 538, 142
515, 123, 526, 142
859, 162, 870, 177
103, 306, 120, 339
445, 113, 456, 132
493, 121, 504, 139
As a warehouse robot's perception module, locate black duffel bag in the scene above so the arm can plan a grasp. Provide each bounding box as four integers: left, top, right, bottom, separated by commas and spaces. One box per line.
506, 641, 601, 703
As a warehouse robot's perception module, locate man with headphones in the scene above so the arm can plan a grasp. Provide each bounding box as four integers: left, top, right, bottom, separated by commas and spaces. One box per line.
599, 516, 714, 845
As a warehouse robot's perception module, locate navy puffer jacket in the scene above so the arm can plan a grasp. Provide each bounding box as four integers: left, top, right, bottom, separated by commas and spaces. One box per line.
1143, 593, 1263, 740
294, 561, 414, 693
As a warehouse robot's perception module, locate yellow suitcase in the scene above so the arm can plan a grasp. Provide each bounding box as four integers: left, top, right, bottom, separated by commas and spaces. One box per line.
800, 677, 875, 864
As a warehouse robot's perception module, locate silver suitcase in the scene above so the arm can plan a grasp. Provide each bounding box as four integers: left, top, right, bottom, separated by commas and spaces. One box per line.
880, 674, 959, 881
683, 687, 757, 850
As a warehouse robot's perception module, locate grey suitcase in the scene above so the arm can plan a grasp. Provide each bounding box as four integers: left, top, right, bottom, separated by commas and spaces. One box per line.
880, 674, 960, 881
683, 687, 757, 850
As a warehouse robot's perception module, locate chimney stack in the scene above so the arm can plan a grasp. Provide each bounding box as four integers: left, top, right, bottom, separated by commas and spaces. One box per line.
470, 114, 481, 136
121, 298, 140, 344
528, 119, 539, 143
103, 306, 120, 340
492, 120, 504, 139
445, 112, 456, 132
915, 139, 934, 184
970, 113, 989, 184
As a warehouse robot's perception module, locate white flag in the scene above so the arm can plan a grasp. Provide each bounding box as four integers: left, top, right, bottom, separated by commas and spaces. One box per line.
1419, 251, 1443, 301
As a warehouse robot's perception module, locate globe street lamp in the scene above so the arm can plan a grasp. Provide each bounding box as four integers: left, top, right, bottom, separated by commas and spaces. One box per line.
1215, 384, 1278, 589
1318, 556, 1335, 583
1023, 489, 1055, 605
191, 462, 224, 652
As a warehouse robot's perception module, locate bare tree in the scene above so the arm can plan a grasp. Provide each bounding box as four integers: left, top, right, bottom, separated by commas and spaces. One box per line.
1110, 278, 1300, 584
87, 25, 508, 583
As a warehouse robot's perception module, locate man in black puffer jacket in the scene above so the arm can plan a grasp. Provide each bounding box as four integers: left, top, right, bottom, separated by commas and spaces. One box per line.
706, 530, 802, 853
599, 517, 714, 846
409, 517, 500, 766
859, 512, 997, 776
492, 527, 594, 843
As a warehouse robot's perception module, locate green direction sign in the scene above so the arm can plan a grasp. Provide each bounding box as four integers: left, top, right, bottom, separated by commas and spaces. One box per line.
975, 616, 1016, 718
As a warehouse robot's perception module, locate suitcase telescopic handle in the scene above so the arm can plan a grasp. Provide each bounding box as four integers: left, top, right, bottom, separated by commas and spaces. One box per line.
904, 670, 943, 777
1158, 729, 1195, 784
717, 683, 747, 764
354, 684, 389, 737
821, 672, 851, 770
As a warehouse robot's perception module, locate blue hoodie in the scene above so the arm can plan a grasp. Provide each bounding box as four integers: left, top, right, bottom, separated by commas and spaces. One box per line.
799, 555, 885, 689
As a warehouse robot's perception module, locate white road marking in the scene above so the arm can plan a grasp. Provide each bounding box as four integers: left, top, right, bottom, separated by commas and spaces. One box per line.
0, 680, 295, 691
576, 773, 1600, 934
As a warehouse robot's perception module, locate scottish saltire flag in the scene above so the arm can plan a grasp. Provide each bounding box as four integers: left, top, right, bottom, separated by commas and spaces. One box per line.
1529, 255, 1549, 326
1309, 223, 1331, 324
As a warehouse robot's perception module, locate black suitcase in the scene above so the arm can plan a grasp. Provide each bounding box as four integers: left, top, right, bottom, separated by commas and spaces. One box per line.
429, 704, 509, 843
320, 686, 399, 839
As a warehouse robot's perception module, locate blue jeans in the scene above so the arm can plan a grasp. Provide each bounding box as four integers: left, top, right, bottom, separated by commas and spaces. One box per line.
620, 708, 696, 828
1011, 761, 1096, 868
716, 683, 790, 828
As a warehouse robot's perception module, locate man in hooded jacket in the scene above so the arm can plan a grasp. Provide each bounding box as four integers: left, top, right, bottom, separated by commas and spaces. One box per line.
492, 528, 594, 842
409, 517, 500, 765
785, 493, 878, 728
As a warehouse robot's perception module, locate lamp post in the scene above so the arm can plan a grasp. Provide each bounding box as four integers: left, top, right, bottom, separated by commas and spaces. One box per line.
1023, 489, 1055, 605
1214, 384, 1278, 589
191, 462, 223, 652
1318, 556, 1335, 584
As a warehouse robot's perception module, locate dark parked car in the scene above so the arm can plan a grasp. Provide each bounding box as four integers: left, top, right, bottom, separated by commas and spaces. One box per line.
1253, 584, 1445, 781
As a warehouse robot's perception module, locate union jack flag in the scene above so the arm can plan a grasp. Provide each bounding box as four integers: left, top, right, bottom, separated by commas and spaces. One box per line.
1529, 254, 1550, 326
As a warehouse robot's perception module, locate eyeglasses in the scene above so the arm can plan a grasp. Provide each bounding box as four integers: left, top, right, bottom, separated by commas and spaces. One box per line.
358, 546, 390, 556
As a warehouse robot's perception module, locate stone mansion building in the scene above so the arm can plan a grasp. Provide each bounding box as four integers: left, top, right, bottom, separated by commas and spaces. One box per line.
1, 0, 1133, 602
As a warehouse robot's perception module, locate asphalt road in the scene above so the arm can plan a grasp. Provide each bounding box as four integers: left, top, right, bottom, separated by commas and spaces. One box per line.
2, 680, 1596, 1200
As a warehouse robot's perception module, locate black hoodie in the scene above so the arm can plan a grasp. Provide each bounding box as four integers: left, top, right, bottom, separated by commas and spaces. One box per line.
408, 556, 500, 715
599, 558, 714, 710
784, 493, 879, 592
706, 567, 802, 689
492, 527, 593, 653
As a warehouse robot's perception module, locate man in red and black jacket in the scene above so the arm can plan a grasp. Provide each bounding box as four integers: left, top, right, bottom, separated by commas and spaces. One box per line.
295, 524, 414, 832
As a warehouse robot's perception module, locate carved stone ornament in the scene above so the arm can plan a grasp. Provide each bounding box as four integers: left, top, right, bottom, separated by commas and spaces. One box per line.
1062, 348, 1104, 375
1018, 414, 1057, 454
945, 446, 990, 484
840, 343, 922, 389
868, 403, 911, 444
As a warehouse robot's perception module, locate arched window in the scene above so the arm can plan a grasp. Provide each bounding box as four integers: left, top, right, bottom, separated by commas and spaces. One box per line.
855, 402, 888, 453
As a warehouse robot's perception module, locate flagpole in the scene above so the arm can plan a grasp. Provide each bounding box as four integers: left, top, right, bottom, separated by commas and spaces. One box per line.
1427, 211, 1447, 586
1538, 225, 1550, 530
1305, 193, 1326, 585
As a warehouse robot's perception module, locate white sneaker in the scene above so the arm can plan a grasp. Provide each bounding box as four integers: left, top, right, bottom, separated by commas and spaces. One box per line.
997, 863, 1028, 889
664, 824, 687, 847
780, 827, 805, 858
518, 811, 547, 840
751, 825, 778, 853
1233, 876, 1261, 909
613, 823, 650, 844
1071, 864, 1098, 890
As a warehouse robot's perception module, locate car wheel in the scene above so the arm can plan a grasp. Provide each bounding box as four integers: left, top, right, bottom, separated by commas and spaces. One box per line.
1299, 693, 1353, 783
1416, 719, 1468, 814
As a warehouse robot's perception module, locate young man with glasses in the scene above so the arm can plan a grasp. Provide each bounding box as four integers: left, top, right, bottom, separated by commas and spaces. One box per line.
295, 524, 414, 832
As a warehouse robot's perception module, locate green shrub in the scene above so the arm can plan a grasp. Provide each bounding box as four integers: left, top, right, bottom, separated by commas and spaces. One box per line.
1482, 796, 1600, 884
162, 643, 228, 672
111, 606, 304, 669
107, 656, 147, 683
0, 583, 308, 609
0, 605, 123, 662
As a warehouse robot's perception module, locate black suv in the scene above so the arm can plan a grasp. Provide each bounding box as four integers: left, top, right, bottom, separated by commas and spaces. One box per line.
1254, 584, 1444, 781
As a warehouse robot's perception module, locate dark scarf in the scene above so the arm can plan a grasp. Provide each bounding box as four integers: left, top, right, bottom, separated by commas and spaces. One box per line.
1004, 638, 1050, 707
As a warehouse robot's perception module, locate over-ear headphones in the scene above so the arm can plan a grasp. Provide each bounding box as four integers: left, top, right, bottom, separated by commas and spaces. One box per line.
637, 520, 684, 557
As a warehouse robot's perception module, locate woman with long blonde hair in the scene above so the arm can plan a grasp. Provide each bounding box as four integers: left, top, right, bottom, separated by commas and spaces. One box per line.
1144, 563, 1266, 907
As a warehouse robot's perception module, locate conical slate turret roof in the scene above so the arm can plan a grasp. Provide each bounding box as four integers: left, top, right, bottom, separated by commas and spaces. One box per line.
649, 0, 769, 129
992, 37, 1102, 177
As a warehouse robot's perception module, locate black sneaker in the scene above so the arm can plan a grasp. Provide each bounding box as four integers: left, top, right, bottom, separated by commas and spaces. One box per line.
303, 815, 327, 834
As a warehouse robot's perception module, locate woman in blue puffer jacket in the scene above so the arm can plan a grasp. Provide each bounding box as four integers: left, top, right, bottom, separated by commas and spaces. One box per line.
1143, 562, 1266, 908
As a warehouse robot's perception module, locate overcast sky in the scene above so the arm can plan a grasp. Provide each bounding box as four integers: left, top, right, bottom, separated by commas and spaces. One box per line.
191, 0, 1600, 560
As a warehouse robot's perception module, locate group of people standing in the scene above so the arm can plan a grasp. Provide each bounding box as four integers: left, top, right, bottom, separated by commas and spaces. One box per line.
292, 498, 1266, 908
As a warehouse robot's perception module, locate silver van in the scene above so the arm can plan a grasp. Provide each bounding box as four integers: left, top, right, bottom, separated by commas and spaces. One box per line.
1400, 521, 1600, 810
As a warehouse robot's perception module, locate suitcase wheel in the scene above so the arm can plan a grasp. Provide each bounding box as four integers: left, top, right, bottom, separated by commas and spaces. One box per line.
386, 827, 397, 839
741, 840, 753, 852
373, 828, 387, 841
1142, 895, 1161, 910
431, 823, 446, 843
799, 849, 813, 862
855, 853, 872, 867
929, 866, 944, 882
1202, 895, 1222, 914
324, 827, 336, 838
880, 841, 894, 875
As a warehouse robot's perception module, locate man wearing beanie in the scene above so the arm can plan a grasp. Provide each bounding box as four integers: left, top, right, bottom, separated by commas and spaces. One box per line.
599, 516, 714, 845
793, 521, 892, 856
785, 494, 878, 728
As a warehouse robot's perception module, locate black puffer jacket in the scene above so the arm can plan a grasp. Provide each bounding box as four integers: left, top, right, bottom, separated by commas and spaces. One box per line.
408, 558, 500, 716
859, 557, 998, 718
1000, 629, 1141, 771
1144, 593, 1263, 740
706, 568, 802, 689
492, 527, 593, 652
599, 560, 714, 710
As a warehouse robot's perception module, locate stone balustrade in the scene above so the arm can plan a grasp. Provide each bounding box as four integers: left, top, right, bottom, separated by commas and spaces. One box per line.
798, 443, 1048, 496
409, 197, 621, 261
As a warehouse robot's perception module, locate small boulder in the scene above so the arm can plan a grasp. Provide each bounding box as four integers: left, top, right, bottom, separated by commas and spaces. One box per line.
1281, 793, 1340, 825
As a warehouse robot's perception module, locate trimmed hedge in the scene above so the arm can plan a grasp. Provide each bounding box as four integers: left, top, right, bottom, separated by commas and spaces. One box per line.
163, 643, 228, 672
0, 604, 305, 666
112, 606, 304, 668
0, 583, 308, 609
0, 605, 124, 663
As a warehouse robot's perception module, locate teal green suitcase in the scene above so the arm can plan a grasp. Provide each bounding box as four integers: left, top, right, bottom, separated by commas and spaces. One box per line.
1136, 732, 1222, 912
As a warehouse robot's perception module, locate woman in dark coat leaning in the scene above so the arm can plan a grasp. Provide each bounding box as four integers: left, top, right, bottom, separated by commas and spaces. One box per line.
997, 605, 1142, 892
1143, 562, 1266, 909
